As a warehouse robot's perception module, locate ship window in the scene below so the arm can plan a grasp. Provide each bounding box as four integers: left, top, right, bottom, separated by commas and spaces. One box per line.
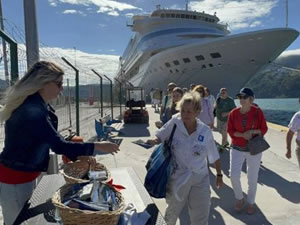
205, 18, 208, 21
175, 69, 179, 72
166, 14, 170, 18
183, 58, 191, 63
212, 19, 215, 23
209, 64, 213, 67
202, 65, 206, 69
250, 59, 255, 63
185, 15, 189, 19
181, 14, 185, 18
165, 62, 171, 67
173, 60, 180, 65
210, 52, 222, 58
193, 15, 196, 19
169, 70, 173, 73
195, 55, 205, 61
171, 14, 175, 18
218, 63, 222, 67
176, 14, 180, 18
161, 14, 165, 18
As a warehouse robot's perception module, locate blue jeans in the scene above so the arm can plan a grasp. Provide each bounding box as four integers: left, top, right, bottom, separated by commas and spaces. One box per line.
0, 181, 35, 225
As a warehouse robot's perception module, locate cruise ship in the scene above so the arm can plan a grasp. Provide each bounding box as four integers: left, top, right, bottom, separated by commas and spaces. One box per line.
116, 5, 299, 95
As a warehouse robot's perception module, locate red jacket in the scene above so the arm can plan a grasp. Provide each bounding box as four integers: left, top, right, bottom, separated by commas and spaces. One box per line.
227, 106, 268, 148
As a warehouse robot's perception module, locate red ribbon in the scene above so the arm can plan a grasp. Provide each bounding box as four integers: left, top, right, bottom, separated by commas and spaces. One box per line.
107, 179, 126, 191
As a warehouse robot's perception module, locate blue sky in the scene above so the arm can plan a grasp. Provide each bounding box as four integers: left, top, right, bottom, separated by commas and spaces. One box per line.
1, 0, 300, 82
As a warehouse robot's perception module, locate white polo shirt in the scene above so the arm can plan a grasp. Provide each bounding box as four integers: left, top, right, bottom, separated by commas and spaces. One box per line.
156, 113, 219, 201
289, 111, 300, 141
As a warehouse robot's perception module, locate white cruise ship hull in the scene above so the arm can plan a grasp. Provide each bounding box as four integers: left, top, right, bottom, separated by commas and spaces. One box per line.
128, 28, 299, 95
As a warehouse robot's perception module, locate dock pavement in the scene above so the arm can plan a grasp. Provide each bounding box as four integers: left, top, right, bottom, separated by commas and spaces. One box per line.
0, 105, 299, 225
96, 105, 300, 225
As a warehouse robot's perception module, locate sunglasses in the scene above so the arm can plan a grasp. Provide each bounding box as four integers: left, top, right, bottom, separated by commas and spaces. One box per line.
237, 95, 249, 100
53, 81, 63, 88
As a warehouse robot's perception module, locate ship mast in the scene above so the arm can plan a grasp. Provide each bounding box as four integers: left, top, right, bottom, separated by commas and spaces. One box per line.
185, 0, 189, 11
285, 0, 288, 28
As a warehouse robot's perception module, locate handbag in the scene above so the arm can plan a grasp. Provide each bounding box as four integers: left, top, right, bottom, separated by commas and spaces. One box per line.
247, 109, 270, 155
144, 124, 177, 198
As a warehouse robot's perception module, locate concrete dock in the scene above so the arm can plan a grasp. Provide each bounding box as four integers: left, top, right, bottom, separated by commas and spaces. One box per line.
0, 105, 299, 225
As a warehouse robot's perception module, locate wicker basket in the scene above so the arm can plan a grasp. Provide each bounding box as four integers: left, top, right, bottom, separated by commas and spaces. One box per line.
52, 183, 125, 225
61, 161, 111, 184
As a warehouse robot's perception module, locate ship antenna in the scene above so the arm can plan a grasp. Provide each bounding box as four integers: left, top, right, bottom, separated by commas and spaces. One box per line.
185, 0, 189, 11
285, 0, 288, 28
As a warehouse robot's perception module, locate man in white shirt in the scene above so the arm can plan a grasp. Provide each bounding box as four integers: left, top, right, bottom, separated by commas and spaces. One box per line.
286, 107, 300, 169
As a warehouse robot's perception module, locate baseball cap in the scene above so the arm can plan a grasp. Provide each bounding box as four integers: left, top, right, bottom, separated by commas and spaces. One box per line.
236, 87, 254, 97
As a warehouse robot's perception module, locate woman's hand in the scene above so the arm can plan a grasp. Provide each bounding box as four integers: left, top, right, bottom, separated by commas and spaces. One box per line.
146, 139, 157, 146
243, 130, 253, 140
216, 175, 223, 189
94, 141, 120, 154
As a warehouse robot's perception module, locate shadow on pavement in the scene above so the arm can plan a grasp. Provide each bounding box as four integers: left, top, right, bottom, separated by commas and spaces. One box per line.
118, 124, 151, 137
258, 165, 300, 204
209, 171, 272, 225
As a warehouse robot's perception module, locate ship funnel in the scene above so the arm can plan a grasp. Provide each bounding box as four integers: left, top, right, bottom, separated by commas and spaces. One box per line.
156, 4, 161, 10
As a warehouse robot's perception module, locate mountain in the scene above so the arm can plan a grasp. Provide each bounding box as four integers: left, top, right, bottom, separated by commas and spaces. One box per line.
245, 53, 300, 98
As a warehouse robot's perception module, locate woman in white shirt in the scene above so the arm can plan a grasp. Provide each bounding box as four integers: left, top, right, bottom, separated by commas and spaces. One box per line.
147, 91, 223, 225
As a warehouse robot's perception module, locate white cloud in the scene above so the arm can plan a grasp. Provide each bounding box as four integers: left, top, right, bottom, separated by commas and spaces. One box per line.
189, 0, 278, 31
98, 23, 107, 28
10, 45, 119, 85
63, 9, 86, 16
107, 11, 119, 16
49, 0, 58, 6
63, 9, 86, 15
278, 48, 300, 58
63, 9, 77, 14
51, 0, 142, 16
250, 21, 262, 28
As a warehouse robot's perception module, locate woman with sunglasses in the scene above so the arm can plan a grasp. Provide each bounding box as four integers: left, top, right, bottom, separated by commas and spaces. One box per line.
0, 61, 120, 225
227, 87, 268, 215
193, 85, 214, 129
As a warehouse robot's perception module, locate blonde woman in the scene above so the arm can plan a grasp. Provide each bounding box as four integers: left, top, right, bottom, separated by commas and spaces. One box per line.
148, 92, 223, 225
193, 85, 214, 128
0, 61, 119, 225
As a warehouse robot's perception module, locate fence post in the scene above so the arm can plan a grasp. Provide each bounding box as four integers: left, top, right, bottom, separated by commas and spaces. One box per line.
0, 29, 19, 83
91, 69, 103, 117
61, 57, 80, 136
114, 78, 122, 118
103, 74, 113, 119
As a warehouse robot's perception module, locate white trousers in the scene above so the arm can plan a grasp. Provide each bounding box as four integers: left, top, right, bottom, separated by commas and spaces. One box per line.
230, 149, 262, 204
0, 180, 35, 225
164, 172, 210, 225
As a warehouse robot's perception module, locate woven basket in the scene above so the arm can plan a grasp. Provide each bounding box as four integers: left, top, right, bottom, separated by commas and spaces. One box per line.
52, 183, 125, 225
61, 161, 111, 184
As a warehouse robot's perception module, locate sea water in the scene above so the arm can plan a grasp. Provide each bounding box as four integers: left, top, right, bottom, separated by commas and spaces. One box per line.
234, 98, 299, 126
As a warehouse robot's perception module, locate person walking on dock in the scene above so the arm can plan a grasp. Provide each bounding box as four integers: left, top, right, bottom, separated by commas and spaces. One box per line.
0, 61, 119, 225
148, 91, 223, 225
193, 85, 214, 129
286, 98, 300, 168
160, 82, 177, 122
215, 88, 236, 149
227, 87, 268, 215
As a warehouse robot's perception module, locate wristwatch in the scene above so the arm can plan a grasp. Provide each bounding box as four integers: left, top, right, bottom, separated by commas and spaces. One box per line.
217, 174, 223, 177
